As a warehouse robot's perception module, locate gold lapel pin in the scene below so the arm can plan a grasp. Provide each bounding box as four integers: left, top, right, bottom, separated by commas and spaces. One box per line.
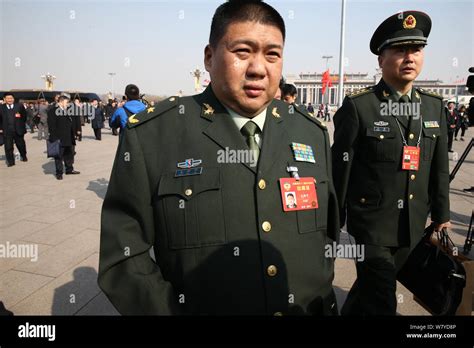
128, 114, 139, 124
203, 103, 214, 116
147, 107, 155, 113
272, 107, 280, 118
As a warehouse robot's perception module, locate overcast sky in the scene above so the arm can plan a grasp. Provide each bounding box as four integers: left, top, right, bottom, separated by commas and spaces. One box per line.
1, 0, 472, 97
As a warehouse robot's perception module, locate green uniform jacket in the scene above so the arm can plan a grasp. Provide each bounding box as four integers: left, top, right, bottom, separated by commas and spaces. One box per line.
98, 86, 340, 315
332, 79, 450, 247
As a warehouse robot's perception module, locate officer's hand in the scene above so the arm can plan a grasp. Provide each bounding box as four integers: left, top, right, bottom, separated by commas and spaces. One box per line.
433, 221, 450, 232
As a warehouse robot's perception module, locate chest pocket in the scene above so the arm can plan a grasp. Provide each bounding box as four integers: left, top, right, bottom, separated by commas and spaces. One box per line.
364, 127, 397, 162
156, 167, 226, 249
421, 127, 440, 161
296, 176, 329, 234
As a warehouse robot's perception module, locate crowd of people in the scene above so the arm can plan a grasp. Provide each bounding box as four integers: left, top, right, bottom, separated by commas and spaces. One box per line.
0, 84, 148, 179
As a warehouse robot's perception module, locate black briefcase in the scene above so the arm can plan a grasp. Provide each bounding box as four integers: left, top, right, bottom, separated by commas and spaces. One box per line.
397, 224, 466, 315
46, 139, 61, 158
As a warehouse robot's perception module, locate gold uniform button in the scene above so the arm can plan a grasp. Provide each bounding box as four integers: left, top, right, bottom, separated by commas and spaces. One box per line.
409, 133, 415, 139
274, 312, 283, 316
410, 174, 416, 180
379, 135, 384, 139
169, 97, 176, 102
360, 198, 366, 204
258, 179, 266, 190
409, 194, 414, 200
267, 265, 277, 277
262, 221, 272, 232
432, 134, 437, 138
184, 189, 193, 196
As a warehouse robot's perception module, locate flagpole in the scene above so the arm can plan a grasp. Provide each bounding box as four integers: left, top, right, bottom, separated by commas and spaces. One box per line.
337, 0, 346, 107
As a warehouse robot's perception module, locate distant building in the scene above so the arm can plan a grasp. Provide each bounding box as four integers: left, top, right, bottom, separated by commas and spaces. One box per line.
286, 71, 469, 105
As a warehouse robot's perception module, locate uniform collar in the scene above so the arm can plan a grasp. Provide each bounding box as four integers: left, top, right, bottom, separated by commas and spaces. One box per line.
375, 79, 420, 103
225, 106, 266, 133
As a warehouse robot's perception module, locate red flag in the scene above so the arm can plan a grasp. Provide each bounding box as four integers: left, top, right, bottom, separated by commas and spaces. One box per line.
321, 69, 333, 95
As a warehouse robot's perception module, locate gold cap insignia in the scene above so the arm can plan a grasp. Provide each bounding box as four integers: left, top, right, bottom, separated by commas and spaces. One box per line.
403, 15, 416, 29
272, 107, 280, 118
203, 103, 214, 115
128, 114, 139, 124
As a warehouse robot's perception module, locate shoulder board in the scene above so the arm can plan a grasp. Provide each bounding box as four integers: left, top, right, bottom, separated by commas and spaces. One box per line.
416, 88, 443, 100
294, 104, 327, 131
127, 96, 179, 129
347, 86, 374, 98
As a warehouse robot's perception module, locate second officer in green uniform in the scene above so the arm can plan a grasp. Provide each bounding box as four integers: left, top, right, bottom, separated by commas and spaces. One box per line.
332, 11, 450, 315
98, 0, 339, 315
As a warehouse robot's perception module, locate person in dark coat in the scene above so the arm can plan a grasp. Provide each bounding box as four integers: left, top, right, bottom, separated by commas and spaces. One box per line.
47, 95, 80, 180
446, 101, 457, 151
0, 92, 28, 166
91, 99, 104, 140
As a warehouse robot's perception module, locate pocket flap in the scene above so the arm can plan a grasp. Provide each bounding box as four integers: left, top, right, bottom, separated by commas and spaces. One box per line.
157, 167, 221, 200
365, 127, 395, 139
422, 127, 441, 138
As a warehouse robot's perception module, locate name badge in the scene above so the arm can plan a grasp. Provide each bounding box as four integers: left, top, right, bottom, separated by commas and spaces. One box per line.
402, 146, 420, 171
279, 177, 318, 212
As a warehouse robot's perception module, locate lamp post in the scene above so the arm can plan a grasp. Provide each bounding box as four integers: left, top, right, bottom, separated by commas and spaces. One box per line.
108, 72, 116, 99
337, 0, 346, 107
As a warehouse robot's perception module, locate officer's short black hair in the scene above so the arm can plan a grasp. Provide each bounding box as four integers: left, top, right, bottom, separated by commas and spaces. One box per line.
287, 193, 294, 198
209, 0, 285, 48
3, 92, 14, 98
281, 84, 297, 97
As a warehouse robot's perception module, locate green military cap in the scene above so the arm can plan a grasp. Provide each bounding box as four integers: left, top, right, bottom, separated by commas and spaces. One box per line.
370, 11, 431, 55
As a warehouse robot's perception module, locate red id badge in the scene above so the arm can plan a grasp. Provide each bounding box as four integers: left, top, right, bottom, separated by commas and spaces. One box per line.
15, 113, 21, 118
402, 146, 420, 171
279, 177, 318, 212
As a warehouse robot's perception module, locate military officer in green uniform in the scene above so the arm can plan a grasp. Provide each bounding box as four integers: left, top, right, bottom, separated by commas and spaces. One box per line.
98, 0, 339, 315
332, 11, 450, 315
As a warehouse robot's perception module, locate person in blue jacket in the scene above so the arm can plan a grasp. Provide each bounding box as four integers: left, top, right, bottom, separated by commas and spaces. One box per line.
111, 84, 146, 131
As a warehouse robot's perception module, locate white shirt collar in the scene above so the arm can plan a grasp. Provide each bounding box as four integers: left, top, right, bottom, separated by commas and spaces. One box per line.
225, 106, 267, 133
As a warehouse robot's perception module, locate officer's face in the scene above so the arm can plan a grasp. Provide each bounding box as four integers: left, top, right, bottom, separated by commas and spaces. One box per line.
378, 45, 424, 85
205, 21, 284, 117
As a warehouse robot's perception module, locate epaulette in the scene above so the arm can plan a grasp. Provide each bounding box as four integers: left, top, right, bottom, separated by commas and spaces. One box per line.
127, 96, 179, 129
347, 86, 374, 98
294, 104, 327, 131
416, 87, 443, 100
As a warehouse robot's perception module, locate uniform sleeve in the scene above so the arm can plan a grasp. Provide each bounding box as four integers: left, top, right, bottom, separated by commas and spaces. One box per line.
323, 129, 340, 243
331, 96, 360, 228
98, 126, 181, 315
429, 105, 450, 224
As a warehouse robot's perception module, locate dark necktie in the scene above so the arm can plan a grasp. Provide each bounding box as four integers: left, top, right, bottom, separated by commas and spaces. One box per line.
240, 121, 260, 164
